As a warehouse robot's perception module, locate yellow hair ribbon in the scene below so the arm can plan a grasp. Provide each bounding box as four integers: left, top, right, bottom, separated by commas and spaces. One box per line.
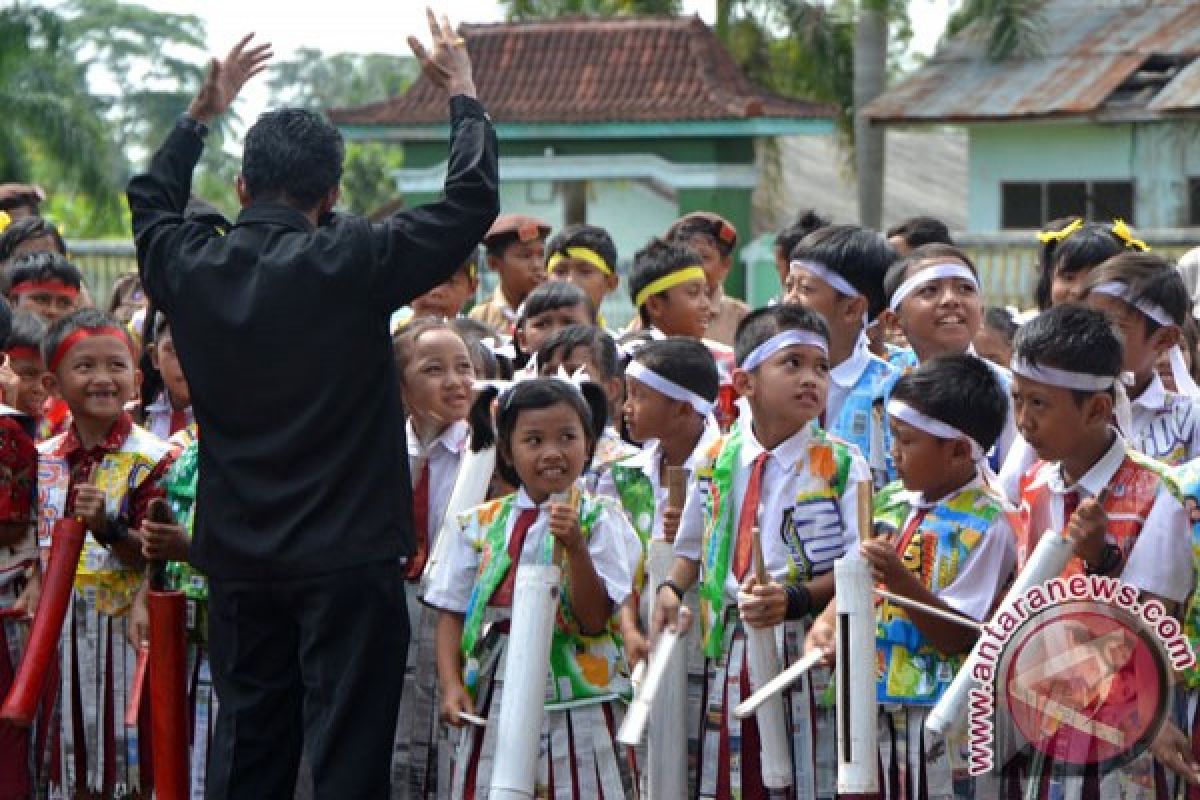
0, 211, 10, 234
634, 266, 707, 309
1036, 217, 1083, 245
547, 246, 613, 276
1111, 219, 1150, 252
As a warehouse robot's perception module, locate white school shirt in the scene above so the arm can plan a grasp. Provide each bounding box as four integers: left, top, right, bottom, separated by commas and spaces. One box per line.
1129, 373, 1200, 465
1021, 431, 1193, 604
142, 391, 193, 440
607, 415, 722, 542
892, 476, 1016, 621
826, 335, 872, 426
675, 421, 871, 600
406, 418, 469, 548
423, 487, 642, 614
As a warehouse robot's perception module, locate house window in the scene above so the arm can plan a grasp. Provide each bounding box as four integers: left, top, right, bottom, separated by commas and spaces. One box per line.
1190, 178, 1200, 226
1001, 181, 1135, 229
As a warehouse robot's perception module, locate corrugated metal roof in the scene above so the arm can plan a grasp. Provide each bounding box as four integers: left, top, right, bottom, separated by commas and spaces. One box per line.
866, 1, 1200, 124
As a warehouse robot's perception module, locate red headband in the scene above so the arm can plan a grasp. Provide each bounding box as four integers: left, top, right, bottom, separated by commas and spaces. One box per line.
9, 279, 80, 298
4, 346, 41, 364
47, 327, 132, 373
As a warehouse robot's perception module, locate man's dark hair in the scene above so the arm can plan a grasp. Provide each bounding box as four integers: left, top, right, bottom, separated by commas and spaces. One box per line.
545, 224, 618, 274
884, 243, 979, 306
5, 251, 83, 295
791, 224, 896, 319
5, 310, 45, 354
891, 353, 1006, 452
242, 109, 345, 210
628, 238, 702, 326
1083, 252, 1189, 331
42, 308, 132, 372
537, 324, 619, 380
0, 216, 67, 263
632, 337, 719, 404
734, 303, 829, 367
886, 216, 953, 249
1013, 304, 1123, 404
774, 210, 831, 262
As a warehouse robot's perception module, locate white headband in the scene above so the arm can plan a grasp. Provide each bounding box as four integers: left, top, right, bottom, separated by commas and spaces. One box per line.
1010, 356, 1116, 391
626, 360, 714, 416
1169, 344, 1200, 397
889, 262, 980, 311
887, 399, 985, 461
1089, 281, 1175, 328
789, 259, 861, 299
741, 329, 828, 372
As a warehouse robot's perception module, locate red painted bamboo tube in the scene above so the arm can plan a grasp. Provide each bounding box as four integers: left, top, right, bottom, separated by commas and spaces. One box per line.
148, 588, 190, 800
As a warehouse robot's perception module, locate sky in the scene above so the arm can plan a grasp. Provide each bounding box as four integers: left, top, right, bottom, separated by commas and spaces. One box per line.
135, 0, 956, 120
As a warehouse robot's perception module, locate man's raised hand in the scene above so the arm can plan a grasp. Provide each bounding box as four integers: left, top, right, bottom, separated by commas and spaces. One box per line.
188, 34, 274, 124
408, 9, 476, 99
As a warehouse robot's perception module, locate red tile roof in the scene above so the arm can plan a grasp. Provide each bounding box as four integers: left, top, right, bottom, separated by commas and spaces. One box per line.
329, 16, 832, 126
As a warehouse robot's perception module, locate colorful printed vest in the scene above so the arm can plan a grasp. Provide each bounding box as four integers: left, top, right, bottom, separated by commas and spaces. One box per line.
874, 482, 1005, 705
458, 492, 630, 709
1017, 451, 1169, 580
585, 428, 638, 493
1133, 392, 1200, 466
162, 435, 209, 644
609, 462, 655, 595
1168, 459, 1200, 688
696, 423, 855, 658
828, 355, 894, 488
37, 424, 170, 616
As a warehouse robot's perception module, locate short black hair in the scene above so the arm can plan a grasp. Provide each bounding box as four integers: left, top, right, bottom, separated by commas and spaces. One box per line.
983, 306, 1018, 342
886, 216, 953, 249
5, 310, 45, 354
790, 224, 896, 319
1083, 252, 1189, 331
518, 281, 595, 326
5, 251, 83, 295
0, 216, 67, 263
628, 238, 703, 325
1052, 223, 1127, 278
469, 377, 608, 486
536, 324, 619, 380
891, 353, 1006, 451
545, 224, 617, 275
883, 243, 979, 306
42, 308, 133, 373
734, 304, 829, 368
774, 209, 831, 261
1013, 304, 1123, 403
632, 337, 719, 404
242, 109, 345, 211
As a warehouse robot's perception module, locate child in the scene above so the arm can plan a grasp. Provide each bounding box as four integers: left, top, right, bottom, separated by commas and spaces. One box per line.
808, 354, 1016, 800
4, 251, 82, 324
5, 310, 48, 420
654, 304, 871, 799
427, 378, 641, 798
410, 256, 480, 322
974, 306, 1018, 368
467, 214, 550, 335
885, 215, 954, 256
513, 280, 595, 368
0, 215, 67, 269
545, 224, 619, 324
35, 309, 172, 798
772, 209, 830, 291
391, 317, 475, 799
666, 211, 747, 346
1007, 304, 1192, 798
536, 325, 635, 487
784, 223, 898, 485
1082, 253, 1200, 465
142, 312, 194, 439
1038, 220, 1145, 308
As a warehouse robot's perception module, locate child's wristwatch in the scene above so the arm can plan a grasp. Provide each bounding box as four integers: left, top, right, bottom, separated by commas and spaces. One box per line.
1084, 542, 1123, 576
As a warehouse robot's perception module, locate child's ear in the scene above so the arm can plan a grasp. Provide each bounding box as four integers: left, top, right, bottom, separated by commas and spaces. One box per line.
514, 324, 528, 354
1150, 324, 1181, 355
949, 438, 975, 468
41, 372, 59, 398
131, 367, 144, 403
732, 367, 754, 399
1085, 390, 1115, 428
644, 295, 665, 325
486, 252, 504, 274
843, 294, 868, 326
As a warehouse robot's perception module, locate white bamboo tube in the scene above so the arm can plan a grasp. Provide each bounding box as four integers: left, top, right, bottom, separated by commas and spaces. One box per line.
640, 539, 689, 798
926, 528, 1074, 737
743, 525, 792, 789
422, 446, 496, 586
617, 626, 681, 746
734, 649, 822, 719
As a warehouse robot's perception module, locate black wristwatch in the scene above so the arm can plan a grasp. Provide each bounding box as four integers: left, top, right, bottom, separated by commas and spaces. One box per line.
177, 114, 210, 139
1084, 542, 1123, 576
785, 584, 813, 620
658, 579, 686, 602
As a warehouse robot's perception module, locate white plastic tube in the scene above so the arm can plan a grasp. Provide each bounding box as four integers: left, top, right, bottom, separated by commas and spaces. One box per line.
640, 539, 688, 799
421, 446, 496, 587
616, 627, 681, 746
733, 650, 822, 720
489, 564, 560, 800
835, 554, 880, 795
926, 529, 1073, 736
744, 621, 793, 789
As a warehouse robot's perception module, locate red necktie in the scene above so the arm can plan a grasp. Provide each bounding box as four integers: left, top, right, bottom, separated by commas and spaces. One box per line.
895, 506, 928, 558
491, 507, 540, 607
1062, 489, 1081, 532
404, 461, 431, 581
168, 408, 188, 435
732, 452, 769, 581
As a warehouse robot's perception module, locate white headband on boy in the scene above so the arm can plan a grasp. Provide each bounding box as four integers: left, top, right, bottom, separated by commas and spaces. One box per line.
1009, 356, 1116, 391
741, 329, 828, 372
789, 259, 861, 298
889, 262, 980, 311
626, 361, 714, 415
886, 399, 985, 461
1089, 281, 1175, 327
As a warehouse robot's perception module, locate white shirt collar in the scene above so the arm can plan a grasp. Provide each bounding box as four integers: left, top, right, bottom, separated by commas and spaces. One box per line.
741, 420, 815, 471
1046, 430, 1126, 497
911, 472, 987, 510
515, 486, 540, 510
1131, 372, 1168, 413
831, 336, 871, 389
619, 414, 722, 481
406, 418, 469, 459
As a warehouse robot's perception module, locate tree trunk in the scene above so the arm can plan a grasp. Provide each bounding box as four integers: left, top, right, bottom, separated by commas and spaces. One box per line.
854, 3, 887, 230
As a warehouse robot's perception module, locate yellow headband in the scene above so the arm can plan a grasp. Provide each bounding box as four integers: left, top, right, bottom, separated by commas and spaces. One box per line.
1111, 219, 1150, 252
634, 266, 707, 308
547, 246, 613, 276
1036, 218, 1083, 245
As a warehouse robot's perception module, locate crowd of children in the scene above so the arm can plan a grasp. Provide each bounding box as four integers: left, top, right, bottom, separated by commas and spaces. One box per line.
8, 182, 1200, 800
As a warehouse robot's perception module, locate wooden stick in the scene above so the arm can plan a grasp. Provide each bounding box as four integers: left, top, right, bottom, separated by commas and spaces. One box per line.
857, 480, 873, 545
665, 466, 687, 544
752, 522, 768, 587
874, 589, 982, 632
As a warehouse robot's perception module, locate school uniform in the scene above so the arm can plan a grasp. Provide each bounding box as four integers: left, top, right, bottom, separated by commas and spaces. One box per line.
392, 418, 468, 800
1006, 431, 1191, 800
142, 389, 194, 440
466, 284, 520, 336
425, 488, 642, 799
36, 413, 171, 798
826, 336, 896, 487
871, 478, 1016, 800
675, 420, 870, 799
1168, 460, 1200, 800
587, 426, 639, 497
1128, 373, 1200, 466
704, 287, 749, 348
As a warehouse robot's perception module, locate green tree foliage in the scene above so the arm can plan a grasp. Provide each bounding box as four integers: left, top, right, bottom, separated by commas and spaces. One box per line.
946, 0, 1045, 61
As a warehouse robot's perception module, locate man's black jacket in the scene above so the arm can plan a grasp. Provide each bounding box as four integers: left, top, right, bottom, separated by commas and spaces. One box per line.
127, 95, 498, 580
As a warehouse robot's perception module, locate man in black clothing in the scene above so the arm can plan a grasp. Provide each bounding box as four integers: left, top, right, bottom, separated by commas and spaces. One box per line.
126, 15, 497, 799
